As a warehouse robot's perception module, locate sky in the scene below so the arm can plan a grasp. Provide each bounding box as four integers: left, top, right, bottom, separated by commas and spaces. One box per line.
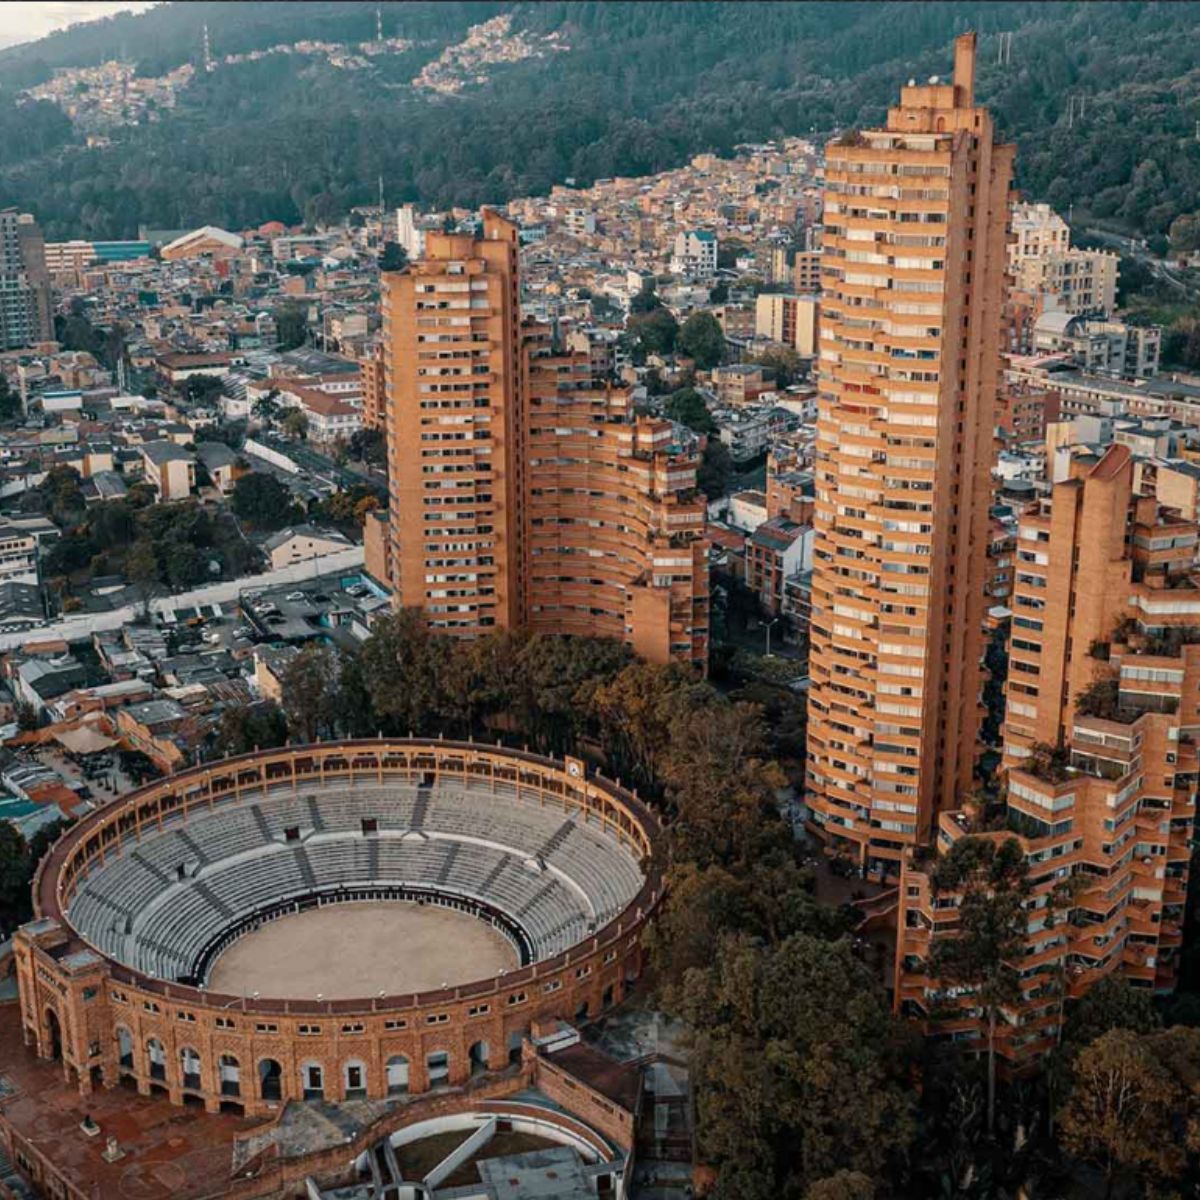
0, 2, 157, 49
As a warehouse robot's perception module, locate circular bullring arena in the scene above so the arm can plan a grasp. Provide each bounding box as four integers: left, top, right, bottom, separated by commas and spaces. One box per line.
15, 740, 658, 1117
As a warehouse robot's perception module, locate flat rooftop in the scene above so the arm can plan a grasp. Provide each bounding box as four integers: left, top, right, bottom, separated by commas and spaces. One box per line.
0, 1003, 259, 1199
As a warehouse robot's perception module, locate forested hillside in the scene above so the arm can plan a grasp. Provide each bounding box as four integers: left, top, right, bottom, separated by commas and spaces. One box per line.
0, 1, 1196, 240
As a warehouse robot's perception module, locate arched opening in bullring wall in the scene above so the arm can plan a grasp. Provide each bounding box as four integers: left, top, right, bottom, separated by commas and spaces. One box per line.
180, 1046, 202, 1091
426, 1049, 450, 1088
219, 1054, 240, 1097
507, 1028, 527, 1065
259, 1058, 282, 1102
344, 1059, 367, 1100
469, 1040, 489, 1076
116, 1026, 133, 1071
146, 1037, 166, 1082
386, 1054, 409, 1096
44, 1008, 62, 1061
301, 1061, 325, 1101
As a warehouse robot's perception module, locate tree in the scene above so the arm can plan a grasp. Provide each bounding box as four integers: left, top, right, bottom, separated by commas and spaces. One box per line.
629, 284, 662, 314
125, 536, 160, 605
348, 427, 386, 466
804, 1173, 876, 1200
698, 439, 734, 499
0, 372, 19, 420
358, 608, 460, 737
587, 659, 714, 792
679, 933, 914, 1197
928, 836, 1030, 1135
1058, 1028, 1194, 1196
31, 465, 85, 527
664, 386, 716, 433
183, 374, 225, 406
164, 541, 209, 588
678, 310, 726, 369
282, 409, 309, 440
214, 701, 288, 757
379, 240, 408, 272
0, 824, 32, 935
751, 346, 805, 388
1063, 976, 1161, 1051
275, 301, 308, 350
231, 472, 298, 531
279, 644, 339, 743
626, 307, 678, 359
252, 388, 282, 428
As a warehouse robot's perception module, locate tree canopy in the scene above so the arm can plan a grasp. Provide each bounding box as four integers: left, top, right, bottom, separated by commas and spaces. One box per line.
6, 4, 1197, 241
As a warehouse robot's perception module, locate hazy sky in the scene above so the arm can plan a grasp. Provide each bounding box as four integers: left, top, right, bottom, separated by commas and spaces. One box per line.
0, 2, 157, 49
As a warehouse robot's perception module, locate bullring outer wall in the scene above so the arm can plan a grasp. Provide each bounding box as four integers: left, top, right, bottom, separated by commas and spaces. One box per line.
15, 739, 659, 1117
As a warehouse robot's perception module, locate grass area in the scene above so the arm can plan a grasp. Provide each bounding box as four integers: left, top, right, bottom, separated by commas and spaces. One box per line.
395, 1129, 470, 1181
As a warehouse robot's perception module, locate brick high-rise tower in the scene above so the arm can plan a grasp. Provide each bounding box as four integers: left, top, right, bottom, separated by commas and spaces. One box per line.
380, 211, 708, 663
382, 211, 524, 636
805, 34, 1014, 875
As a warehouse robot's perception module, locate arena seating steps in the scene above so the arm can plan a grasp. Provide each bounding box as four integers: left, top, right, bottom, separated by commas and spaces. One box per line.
66, 776, 645, 985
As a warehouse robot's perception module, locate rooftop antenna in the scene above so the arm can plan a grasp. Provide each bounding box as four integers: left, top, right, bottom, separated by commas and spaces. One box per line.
378, 174, 385, 213
376, 5, 383, 42
202, 22, 214, 72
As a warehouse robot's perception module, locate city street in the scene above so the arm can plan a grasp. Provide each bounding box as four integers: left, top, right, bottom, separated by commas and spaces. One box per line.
0, 546, 365, 651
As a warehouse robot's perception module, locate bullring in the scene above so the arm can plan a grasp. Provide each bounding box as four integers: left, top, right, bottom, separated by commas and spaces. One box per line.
14, 739, 658, 1117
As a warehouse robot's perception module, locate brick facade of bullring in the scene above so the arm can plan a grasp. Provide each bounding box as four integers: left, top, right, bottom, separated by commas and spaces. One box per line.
14, 740, 659, 1119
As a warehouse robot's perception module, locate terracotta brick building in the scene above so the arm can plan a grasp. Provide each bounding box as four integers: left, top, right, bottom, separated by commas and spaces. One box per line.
380, 211, 708, 665
896, 445, 1195, 1066
805, 34, 1015, 875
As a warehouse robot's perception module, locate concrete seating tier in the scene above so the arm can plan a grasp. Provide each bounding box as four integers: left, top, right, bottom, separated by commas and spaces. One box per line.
65, 776, 646, 986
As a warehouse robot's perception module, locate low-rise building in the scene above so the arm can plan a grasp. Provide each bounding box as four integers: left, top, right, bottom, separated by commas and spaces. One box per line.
745, 517, 812, 615
140, 440, 196, 500
754, 292, 818, 355
263, 524, 355, 570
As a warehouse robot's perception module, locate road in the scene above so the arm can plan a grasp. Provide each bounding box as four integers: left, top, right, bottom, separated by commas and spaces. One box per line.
1078, 225, 1198, 300
1, 546, 365, 652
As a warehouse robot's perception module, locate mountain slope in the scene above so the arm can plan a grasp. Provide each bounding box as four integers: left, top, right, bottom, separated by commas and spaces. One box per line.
0, 1, 1196, 240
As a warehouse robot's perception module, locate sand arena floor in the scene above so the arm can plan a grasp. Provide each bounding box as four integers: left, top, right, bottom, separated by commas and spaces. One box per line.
206, 901, 519, 999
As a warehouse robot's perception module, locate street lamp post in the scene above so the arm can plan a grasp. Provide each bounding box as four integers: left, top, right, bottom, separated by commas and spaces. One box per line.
763, 616, 780, 656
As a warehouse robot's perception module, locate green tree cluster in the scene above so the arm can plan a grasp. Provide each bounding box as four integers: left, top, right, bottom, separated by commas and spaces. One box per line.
231, 471, 302, 531
677, 311, 726, 369
663, 386, 715, 434
3, 4, 1200, 241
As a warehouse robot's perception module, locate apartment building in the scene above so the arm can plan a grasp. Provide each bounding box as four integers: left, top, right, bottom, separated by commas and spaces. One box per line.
43, 239, 151, 279
382, 210, 523, 637
1014, 249, 1118, 317
745, 517, 812, 615
670, 229, 718, 276
524, 325, 709, 663
1008, 202, 1070, 264
896, 445, 1193, 1066
381, 210, 709, 664
360, 349, 385, 431
140, 441, 196, 500
755, 292, 818, 355
0, 210, 52, 351
0, 521, 42, 585
805, 34, 1015, 876
793, 249, 822, 293
1032, 312, 1161, 379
